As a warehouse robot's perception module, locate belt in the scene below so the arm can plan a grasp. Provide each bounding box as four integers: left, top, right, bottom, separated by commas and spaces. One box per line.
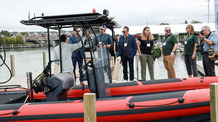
203, 52, 208, 54
76, 49, 80, 52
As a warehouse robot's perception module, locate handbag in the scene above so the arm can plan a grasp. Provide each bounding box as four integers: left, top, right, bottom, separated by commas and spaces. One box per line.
208, 45, 218, 61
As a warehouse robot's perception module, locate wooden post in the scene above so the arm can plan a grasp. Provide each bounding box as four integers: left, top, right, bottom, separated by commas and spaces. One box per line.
10, 55, 15, 77
43, 52, 46, 69
210, 83, 218, 122
84, 93, 96, 122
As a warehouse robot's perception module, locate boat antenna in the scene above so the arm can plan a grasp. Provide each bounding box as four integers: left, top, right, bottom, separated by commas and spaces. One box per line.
28, 12, 30, 20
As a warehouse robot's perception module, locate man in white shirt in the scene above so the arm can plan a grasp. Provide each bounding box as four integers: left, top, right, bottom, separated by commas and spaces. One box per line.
53, 34, 85, 85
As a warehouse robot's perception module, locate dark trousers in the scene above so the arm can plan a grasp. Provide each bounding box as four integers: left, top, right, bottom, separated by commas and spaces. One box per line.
121, 56, 134, 81
203, 53, 215, 76
72, 52, 83, 82
184, 55, 198, 77
107, 54, 112, 83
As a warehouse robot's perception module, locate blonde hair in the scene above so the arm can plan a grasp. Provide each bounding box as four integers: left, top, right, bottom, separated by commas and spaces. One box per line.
186, 24, 195, 34
141, 26, 154, 40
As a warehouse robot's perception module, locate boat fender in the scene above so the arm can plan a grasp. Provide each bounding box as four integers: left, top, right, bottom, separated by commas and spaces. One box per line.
183, 78, 187, 80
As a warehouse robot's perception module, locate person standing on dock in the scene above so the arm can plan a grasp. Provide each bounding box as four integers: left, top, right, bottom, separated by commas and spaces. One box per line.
137, 26, 155, 80
161, 26, 178, 79
53, 34, 85, 85
182, 25, 198, 77
94, 25, 113, 83
119, 26, 137, 81
69, 28, 84, 85
197, 25, 218, 76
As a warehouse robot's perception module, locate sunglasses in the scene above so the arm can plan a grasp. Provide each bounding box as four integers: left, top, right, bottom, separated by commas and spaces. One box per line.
166, 30, 171, 32
122, 31, 126, 34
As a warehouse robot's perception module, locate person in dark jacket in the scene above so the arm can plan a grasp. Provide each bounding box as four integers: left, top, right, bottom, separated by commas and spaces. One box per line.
119, 26, 137, 81
69, 27, 84, 85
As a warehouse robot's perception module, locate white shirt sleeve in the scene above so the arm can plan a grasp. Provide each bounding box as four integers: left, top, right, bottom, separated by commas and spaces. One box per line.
68, 37, 85, 52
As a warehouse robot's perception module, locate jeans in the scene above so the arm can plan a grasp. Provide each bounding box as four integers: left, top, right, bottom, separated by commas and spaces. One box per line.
72, 51, 83, 82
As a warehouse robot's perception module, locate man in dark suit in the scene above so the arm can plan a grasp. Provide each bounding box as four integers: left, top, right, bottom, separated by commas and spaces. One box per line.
118, 26, 137, 81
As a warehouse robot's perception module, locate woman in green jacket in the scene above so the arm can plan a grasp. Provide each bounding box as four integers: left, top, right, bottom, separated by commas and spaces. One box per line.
182, 24, 198, 77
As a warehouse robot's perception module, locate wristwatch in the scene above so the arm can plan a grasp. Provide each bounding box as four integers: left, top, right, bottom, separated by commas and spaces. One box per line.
202, 37, 205, 40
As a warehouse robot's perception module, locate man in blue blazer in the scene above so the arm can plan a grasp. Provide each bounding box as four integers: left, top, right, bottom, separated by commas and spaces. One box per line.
119, 26, 137, 81
69, 28, 84, 85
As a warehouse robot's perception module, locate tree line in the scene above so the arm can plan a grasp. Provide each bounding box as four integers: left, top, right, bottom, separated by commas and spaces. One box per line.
0, 30, 24, 45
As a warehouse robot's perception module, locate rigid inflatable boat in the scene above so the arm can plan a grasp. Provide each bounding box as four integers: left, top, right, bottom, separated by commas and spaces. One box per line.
0, 88, 210, 122
33, 76, 218, 100
0, 10, 212, 122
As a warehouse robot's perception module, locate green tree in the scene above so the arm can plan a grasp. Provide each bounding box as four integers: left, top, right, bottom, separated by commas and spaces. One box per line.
191, 20, 202, 24
160, 23, 169, 25
0, 30, 11, 37
15, 35, 24, 44
20, 32, 29, 36
4, 36, 15, 44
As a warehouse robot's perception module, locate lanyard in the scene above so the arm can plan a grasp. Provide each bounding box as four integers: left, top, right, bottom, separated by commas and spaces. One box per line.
123, 36, 128, 46
98, 34, 105, 43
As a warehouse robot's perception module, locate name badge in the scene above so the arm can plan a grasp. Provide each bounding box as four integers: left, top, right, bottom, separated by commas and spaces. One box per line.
163, 42, 166, 46
184, 41, 187, 45
147, 43, 151, 47
124, 43, 127, 47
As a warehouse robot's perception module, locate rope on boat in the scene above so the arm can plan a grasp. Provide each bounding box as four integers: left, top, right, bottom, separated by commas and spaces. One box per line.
127, 98, 185, 108
0, 110, 19, 116
0, 34, 13, 84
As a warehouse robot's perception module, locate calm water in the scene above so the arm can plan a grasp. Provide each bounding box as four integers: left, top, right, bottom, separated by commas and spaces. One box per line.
0, 48, 202, 81
0, 48, 52, 81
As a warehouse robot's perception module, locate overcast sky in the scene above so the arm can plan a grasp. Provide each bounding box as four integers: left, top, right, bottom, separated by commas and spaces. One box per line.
0, 0, 215, 32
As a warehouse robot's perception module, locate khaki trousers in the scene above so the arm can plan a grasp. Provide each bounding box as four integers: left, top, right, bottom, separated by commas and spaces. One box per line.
140, 54, 154, 80
163, 55, 176, 78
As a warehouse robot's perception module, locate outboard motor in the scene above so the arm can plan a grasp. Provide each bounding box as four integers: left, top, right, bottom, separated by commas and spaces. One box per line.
43, 73, 74, 101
